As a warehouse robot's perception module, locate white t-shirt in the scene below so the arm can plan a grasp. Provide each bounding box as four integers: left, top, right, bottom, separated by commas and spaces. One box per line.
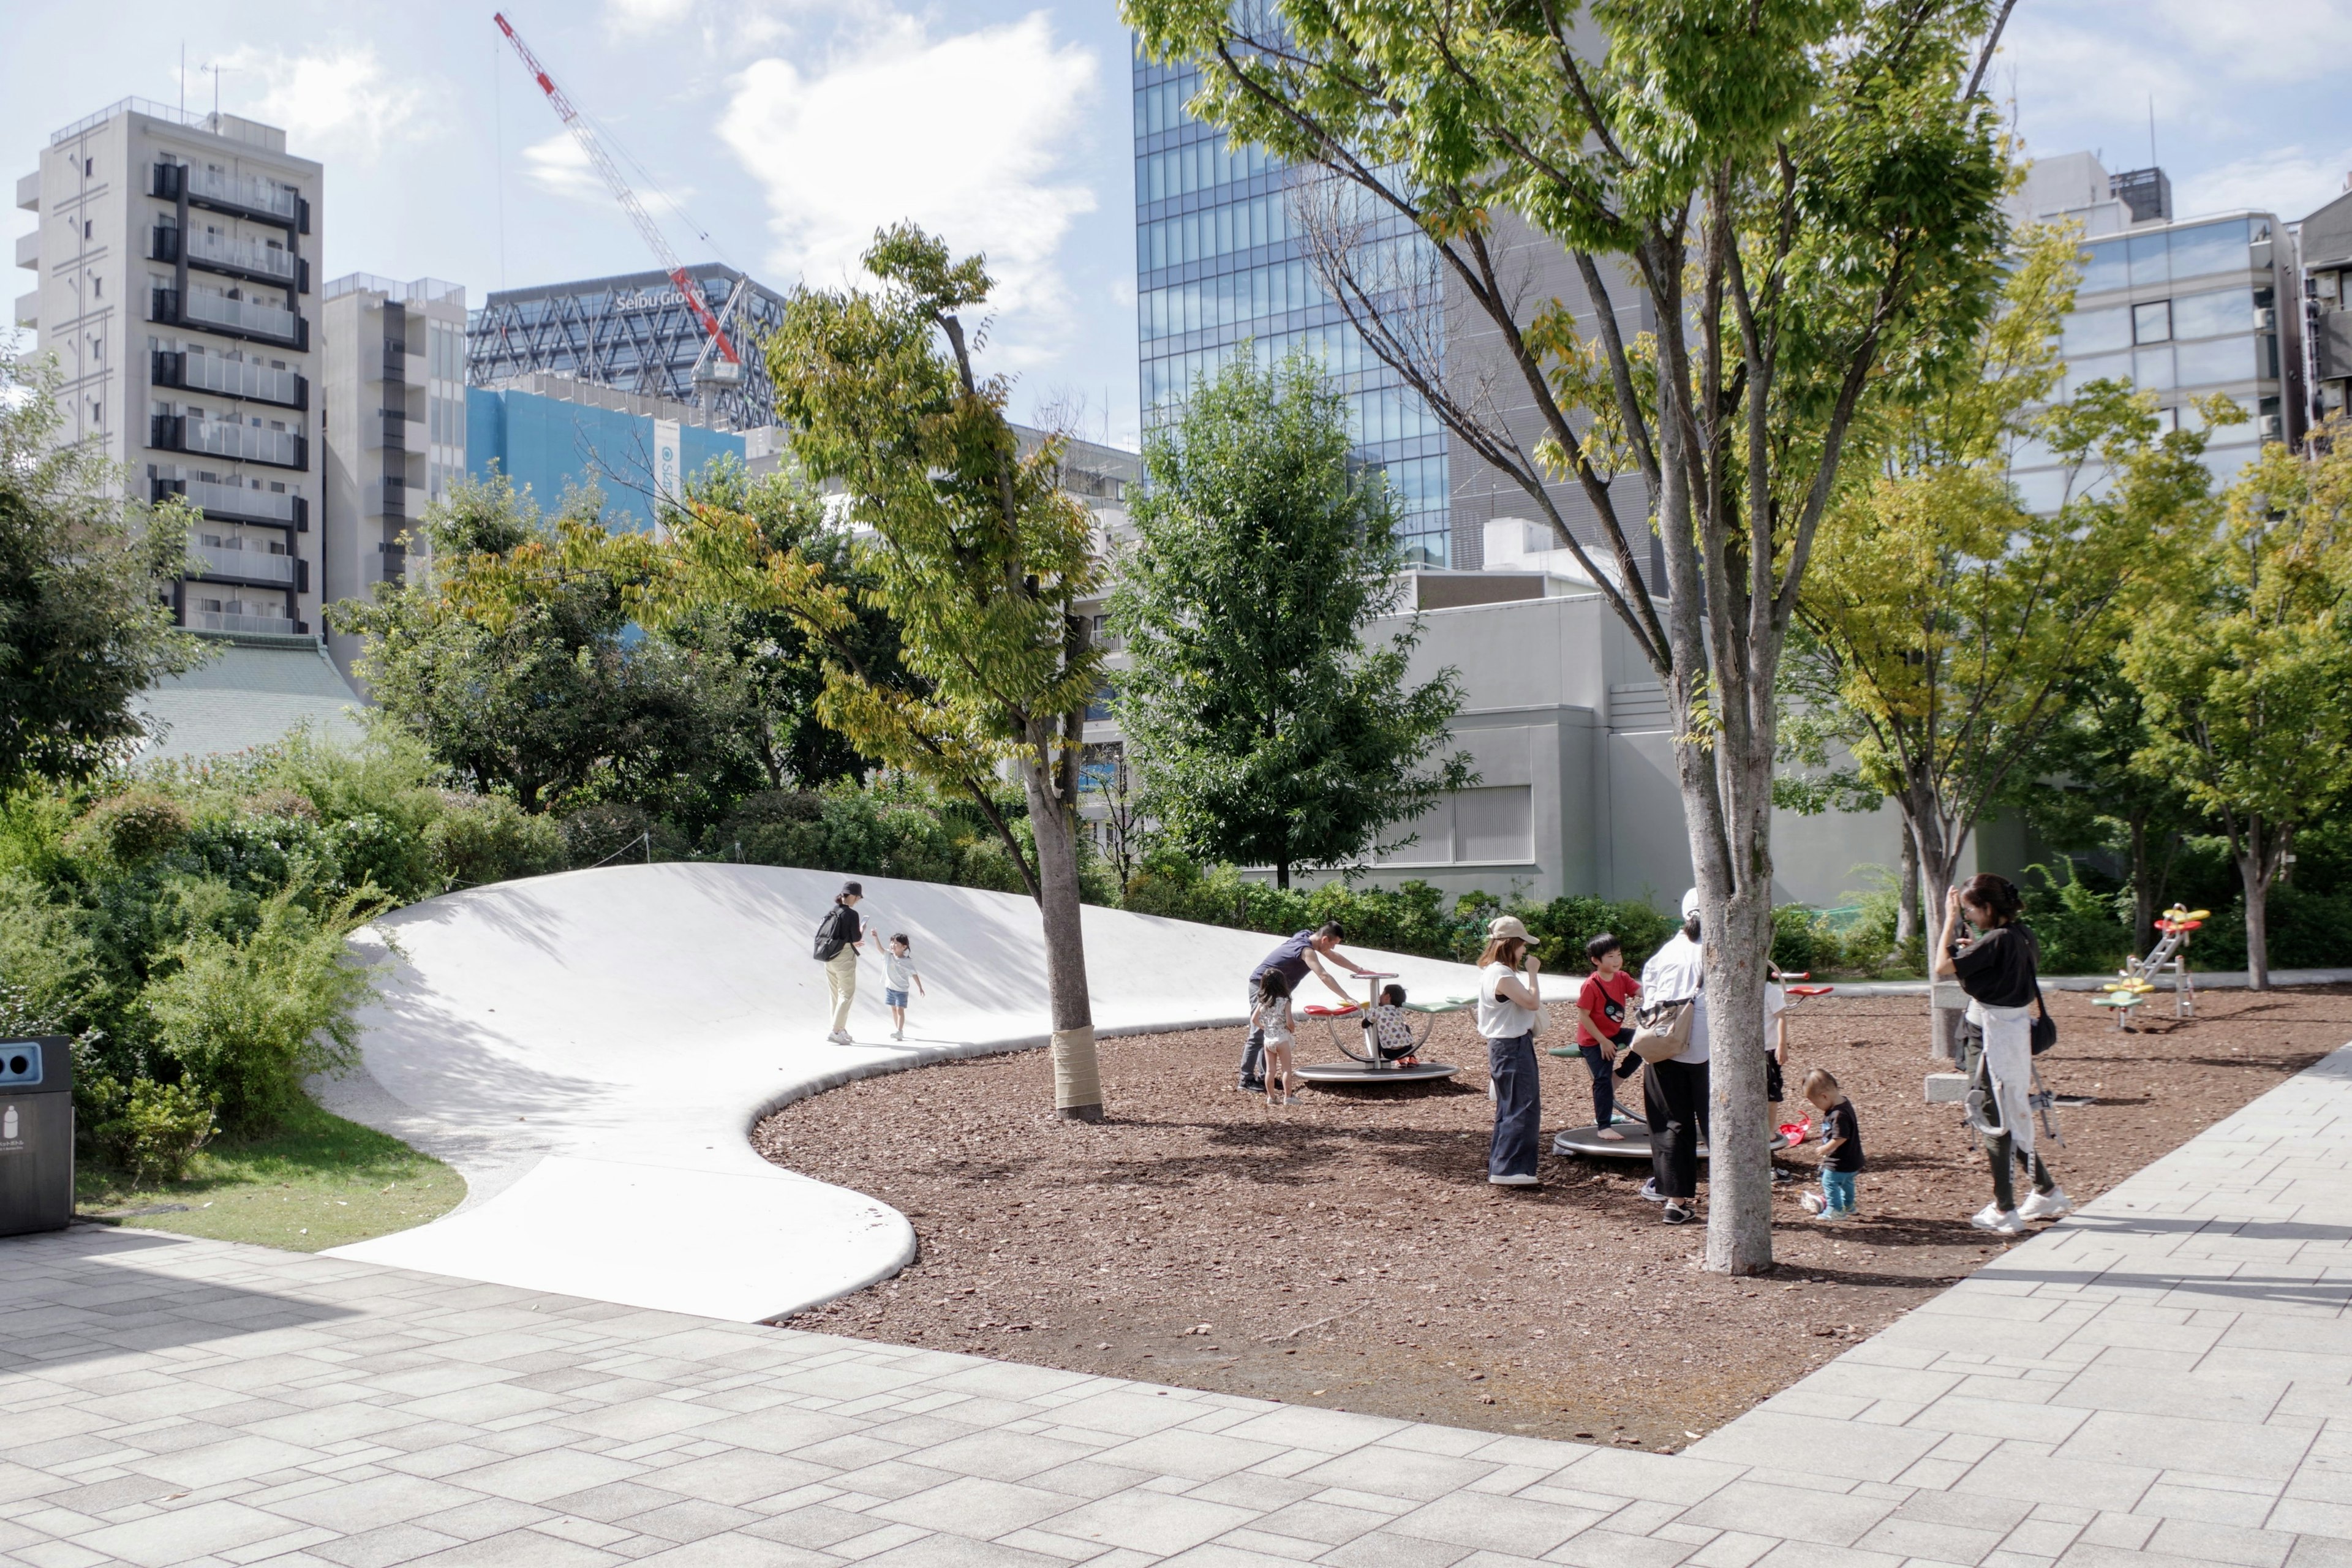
1475, 962, 1540, 1039
1764, 982, 1785, 1040
1640, 930, 1709, 1064
885, 953, 918, 992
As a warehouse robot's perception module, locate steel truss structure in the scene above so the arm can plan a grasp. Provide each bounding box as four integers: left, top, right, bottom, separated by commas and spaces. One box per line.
465, 264, 786, 431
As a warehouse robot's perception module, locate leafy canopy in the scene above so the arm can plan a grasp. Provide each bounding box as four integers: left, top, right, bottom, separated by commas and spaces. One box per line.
1109, 353, 1471, 886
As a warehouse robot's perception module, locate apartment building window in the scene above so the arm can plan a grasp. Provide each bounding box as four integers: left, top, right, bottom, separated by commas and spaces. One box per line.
2133, 301, 2171, 344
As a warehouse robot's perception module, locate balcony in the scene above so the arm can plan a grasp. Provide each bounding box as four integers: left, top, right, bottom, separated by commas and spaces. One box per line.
151, 225, 306, 291
365, 407, 409, 452
371, 339, 405, 382
154, 161, 307, 231
151, 414, 307, 471
153, 476, 307, 531
14, 232, 36, 270
150, 287, 307, 350
2318, 310, 2352, 383
15, 170, 37, 213
380, 477, 409, 518
151, 349, 306, 410
192, 542, 297, 586
187, 609, 298, 636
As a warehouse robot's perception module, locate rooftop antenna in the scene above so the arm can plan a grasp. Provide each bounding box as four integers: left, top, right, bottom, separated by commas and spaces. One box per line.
179, 43, 186, 116
2147, 94, 2157, 170
203, 62, 233, 123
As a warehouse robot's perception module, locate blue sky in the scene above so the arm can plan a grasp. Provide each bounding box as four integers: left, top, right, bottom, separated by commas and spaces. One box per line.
7, 0, 2352, 450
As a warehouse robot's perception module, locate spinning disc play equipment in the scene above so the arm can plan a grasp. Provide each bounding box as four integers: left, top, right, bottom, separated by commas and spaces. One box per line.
1550, 1122, 1795, 1159
1294, 973, 1466, 1086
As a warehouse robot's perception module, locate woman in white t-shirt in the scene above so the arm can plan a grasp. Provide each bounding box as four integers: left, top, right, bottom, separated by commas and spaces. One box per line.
1475, 916, 1545, 1187
1637, 889, 1710, 1224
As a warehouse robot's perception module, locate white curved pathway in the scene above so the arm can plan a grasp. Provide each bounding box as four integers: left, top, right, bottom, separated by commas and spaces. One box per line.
321, 864, 1484, 1322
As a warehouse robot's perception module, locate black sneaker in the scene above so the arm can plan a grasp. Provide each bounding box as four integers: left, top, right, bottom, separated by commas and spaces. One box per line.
1662, 1202, 1694, 1224
1238, 1079, 1265, 1094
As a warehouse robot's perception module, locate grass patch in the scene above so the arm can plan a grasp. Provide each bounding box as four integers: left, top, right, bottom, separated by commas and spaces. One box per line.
74, 1096, 464, 1252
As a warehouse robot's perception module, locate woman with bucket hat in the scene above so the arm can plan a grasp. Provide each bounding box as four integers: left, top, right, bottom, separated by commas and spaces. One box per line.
1475, 914, 1547, 1186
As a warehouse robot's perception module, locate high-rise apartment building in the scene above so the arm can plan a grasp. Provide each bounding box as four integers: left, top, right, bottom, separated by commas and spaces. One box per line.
319, 274, 468, 680
2007, 151, 2302, 502
2295, 186, 2352, 425
1133, 56, 1450, 565
15, 99, 325, 638
464, 265, 785, 432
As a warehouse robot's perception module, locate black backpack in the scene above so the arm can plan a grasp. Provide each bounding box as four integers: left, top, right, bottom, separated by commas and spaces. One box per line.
812, 905, 858, 961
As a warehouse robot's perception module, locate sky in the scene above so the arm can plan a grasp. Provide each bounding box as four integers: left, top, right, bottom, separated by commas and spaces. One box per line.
5, 0, 2352, 451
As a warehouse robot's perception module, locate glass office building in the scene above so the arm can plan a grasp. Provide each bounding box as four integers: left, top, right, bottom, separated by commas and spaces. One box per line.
2009, 211, 2302, 509
1134, 56, 1450, 565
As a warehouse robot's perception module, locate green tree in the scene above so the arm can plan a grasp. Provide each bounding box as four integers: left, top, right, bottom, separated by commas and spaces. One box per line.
657, 460, 903, 791
1, 355, 205, 786
1128, 0, 2015, 1272
2126, 424, 2352, 989
331, 473, 728, 820
662, 226, 1110, 1120
1110, 355, 1471, 890
1789, 232, 2218, 1039
2015, 660, 2204, 956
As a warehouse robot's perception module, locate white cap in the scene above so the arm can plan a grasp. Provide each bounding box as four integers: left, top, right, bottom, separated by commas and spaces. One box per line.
1681, 888, 1702, 921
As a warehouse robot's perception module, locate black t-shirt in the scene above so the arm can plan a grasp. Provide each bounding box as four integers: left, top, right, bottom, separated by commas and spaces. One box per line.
1951, 922, 2040, 1009
1822, 1100, 1864, 1172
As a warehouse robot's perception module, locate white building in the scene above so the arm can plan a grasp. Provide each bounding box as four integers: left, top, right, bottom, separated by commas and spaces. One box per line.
17, 100, 326, 640
319, 274, 467, 682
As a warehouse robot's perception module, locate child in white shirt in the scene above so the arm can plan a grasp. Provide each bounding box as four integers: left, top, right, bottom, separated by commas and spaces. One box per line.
1254, 971, 1297, 1105
884, 934, 924, 1041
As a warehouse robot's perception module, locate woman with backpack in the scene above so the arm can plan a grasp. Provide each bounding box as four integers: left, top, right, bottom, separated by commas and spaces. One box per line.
814, 882, 866, 1044
1935, 873, 2072, 1234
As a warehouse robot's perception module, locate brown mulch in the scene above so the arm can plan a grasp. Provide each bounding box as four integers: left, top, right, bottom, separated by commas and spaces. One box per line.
753, 985, 2350, 1452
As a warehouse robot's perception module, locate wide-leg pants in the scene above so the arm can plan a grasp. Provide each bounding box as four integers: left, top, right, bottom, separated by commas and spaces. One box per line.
1645, 1057, 1708, 1200
1487, 1031, 1540, 1180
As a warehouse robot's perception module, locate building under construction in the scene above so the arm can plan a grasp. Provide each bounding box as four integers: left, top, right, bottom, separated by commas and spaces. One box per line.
464, 263, 785, 431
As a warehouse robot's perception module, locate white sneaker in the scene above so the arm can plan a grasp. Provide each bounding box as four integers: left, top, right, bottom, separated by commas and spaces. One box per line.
1638, 1179, 1668, 1203
1970, 1204, 2025, 1235
891, 1029, 903, 1041
1801, 1191, 1826, 1215
2018, 1188, 2073, 1222
1489, 1173, 1540, 1186
827, 1030, 852, 1044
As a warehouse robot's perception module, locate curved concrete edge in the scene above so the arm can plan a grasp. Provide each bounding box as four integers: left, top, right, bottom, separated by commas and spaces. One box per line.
317, 862, 1482, 1322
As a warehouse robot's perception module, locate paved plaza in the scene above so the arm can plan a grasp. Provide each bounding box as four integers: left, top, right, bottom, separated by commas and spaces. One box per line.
4, 1044, 2350, 1568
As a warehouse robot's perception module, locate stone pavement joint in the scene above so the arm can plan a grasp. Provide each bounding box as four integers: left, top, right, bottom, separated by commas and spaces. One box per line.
4, 1043, 2350, 1568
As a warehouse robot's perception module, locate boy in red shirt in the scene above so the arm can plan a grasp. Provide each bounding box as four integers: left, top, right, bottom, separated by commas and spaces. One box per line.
1577, 933, 1642, 1139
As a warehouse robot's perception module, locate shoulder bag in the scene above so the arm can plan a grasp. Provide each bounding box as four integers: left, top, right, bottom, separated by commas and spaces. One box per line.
2030, 981, 2057, 1055
1629, 995, 1696, 1062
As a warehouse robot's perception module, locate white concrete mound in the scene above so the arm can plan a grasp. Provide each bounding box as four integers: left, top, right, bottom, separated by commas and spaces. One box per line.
322, 863, 1484, 1321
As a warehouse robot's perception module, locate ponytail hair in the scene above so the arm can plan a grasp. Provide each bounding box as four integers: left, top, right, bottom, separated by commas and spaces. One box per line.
1958, 873, 2022, 925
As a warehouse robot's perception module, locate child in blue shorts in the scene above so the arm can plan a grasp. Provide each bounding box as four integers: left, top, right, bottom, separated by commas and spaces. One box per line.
884, 934, 924, 1041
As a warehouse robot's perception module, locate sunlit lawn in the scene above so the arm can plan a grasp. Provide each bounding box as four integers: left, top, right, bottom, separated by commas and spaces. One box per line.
74, 1096, 464, 1252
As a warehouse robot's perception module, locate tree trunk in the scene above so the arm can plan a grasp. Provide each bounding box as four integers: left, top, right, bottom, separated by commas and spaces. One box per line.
1700, 872, 1776, 1276
1909, 799, 1969, 1065
2128, 816, 2155, 957
1896, 827, 1920, 948
2237, 823, 2274, 993
1021, 749, 1102, 1120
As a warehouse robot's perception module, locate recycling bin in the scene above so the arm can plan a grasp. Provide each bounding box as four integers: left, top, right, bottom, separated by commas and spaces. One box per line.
0, 1037, 73, 1237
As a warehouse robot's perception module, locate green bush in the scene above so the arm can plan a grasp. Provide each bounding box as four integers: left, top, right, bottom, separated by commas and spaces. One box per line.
67, 789, 192, 864
2020, 860, 2133, 977
1522, 895, 1678, 974
82, 1074, 216, 1185
140, 888, 374, 1136
424, 794, 566, 890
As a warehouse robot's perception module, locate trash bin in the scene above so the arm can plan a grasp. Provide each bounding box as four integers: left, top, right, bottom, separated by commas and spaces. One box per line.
0, 1036, 73, 1237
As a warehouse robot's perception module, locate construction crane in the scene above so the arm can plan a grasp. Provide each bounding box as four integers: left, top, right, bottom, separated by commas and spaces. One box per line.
493, 11, 743, 387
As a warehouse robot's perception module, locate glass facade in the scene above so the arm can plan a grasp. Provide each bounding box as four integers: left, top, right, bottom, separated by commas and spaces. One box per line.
2011, 214, 2286, 513
1134, 56, 1450, 565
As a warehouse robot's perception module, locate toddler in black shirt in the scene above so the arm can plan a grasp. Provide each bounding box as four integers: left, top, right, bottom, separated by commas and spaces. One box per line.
1799, 1067, 1863, 1222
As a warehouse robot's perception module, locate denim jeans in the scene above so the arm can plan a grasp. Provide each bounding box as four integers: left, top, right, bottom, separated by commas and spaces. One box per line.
1577, 1043, 1619, 1126
1486, 1031, 1541, 1180
1821, 1169, 1857, 1215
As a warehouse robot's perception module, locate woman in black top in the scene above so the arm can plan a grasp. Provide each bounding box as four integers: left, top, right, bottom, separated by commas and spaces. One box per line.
1932, 873, 2070, 1234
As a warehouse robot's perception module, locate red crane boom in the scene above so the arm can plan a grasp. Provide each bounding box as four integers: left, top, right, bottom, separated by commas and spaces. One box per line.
493, 12, 740, 366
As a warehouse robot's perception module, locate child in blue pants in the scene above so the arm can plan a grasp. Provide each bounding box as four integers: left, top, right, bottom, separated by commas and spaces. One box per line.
1800, 1068, 1863, 1221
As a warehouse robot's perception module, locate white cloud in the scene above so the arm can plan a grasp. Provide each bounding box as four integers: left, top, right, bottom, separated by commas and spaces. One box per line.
218, 45, 432, 163
718, 10, 1099, 346
2176, 147, 2352, 226
522, 132, 609, 206
604, 0, 695, 34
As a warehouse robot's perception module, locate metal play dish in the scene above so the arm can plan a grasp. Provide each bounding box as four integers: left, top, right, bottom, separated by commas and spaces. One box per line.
1550, 1122, 1795, 1159
1293, 972, 1466, 1086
